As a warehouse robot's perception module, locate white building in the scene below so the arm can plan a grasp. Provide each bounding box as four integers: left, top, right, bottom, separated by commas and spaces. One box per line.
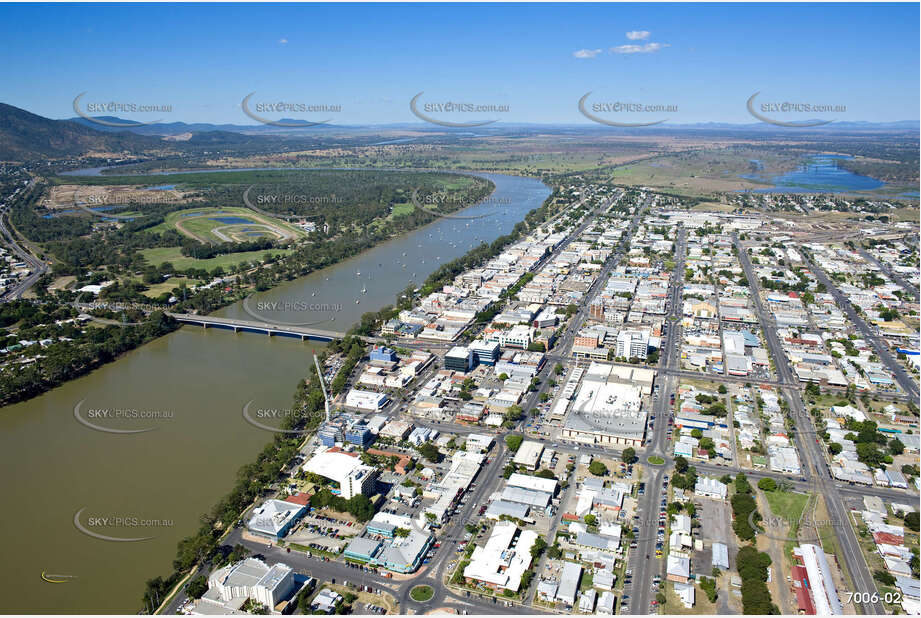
695, 476, 727, 499
463, 521, 538, 592
344, 389, 390, 411
563, 378, 646, 446
191, 558, 299, 615
465, 433, 494, 453
512, 440, 545, 470
616, 329, 649, 360
795, 544, 843, 615
303, 451, 378, 499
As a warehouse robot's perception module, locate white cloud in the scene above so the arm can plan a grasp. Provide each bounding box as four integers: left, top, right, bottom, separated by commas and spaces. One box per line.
611, 42, 669, 54
626, 30, 650, 40
573, 48, 603, 59
278, 38, 288, 44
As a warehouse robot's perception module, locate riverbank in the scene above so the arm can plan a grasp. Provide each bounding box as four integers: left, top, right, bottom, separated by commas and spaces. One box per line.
0, 171, 550, 614
2, 170, 496, 406
144, 177, 562, 613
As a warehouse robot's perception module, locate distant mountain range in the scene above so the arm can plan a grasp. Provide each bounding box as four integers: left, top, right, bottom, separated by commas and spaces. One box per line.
66, 115, 351, 136
0, 101, 917, 161
0, 103, 163, 160
66, 116, 920, 136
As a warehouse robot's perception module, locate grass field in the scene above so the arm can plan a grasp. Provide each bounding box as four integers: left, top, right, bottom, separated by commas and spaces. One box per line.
140, 246, 293, 271
140, 276, 197, 298
764, 491, 809, 524
764, 489, 811, 556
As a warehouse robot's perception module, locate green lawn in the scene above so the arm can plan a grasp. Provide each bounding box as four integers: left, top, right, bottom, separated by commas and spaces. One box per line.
140, 276, 197, 298
764, 490, 809, 524
139, 246, 293, 271
390, 202, 415, 217
410, 585, 434, 602
764, 490, 811, 556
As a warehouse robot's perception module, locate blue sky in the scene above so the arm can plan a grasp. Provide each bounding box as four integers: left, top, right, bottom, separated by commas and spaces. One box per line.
1, 3, 918, 125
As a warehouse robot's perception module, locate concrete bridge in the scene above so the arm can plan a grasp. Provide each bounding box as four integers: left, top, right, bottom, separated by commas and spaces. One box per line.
168, 313, 346, 342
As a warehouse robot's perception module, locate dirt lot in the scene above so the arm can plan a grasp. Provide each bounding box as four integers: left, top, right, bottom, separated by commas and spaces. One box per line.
42, 183, 196, 210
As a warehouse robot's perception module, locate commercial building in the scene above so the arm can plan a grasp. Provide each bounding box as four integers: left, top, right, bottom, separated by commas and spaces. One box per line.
344, 389, 390, 411
616, 329, 649, 360
370, 346, 398, 363
344, 526, 434, 574
484, 500, 530, 521
792, 544, 843, 615
666, 553, 691, 583
469, 340, 501, 366
463, 521, 538, 592
712, 542, 730, 570
465, 433, 494, 453
345, 424, 373, 447
506, 473, 557, 495
246, 500, 306, 540
695, 476, 727, 499
303, 451, 379, 499
555, 561, 583, 606
311, 589, 342, 614
563, 371, 646, 446
501, 485, 553, 508
512, 440, 545, 470
445, 346, 474, 372
191, 558, 300, 615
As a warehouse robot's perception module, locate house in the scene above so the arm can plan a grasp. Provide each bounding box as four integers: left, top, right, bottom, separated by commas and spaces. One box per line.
593, 569, 615, 591
597, 590, 616, 614
578, 589, 597, 613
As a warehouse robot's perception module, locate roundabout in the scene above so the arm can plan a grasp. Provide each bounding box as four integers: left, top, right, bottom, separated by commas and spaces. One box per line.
410, 585, 435, 603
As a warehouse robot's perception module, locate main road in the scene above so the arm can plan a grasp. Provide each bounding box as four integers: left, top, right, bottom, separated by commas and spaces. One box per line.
631, 224, 686, 616
0, 180, 49, 301
737, 235, 884, 615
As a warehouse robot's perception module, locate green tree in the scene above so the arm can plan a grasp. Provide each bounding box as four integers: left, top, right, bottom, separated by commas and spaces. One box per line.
757, 478, 776, 492
505, 434, 524, 452
674, 456, 689, 474
186, 575, 208, 599
417, 442, 441, 463
622, 447, 636, 464
589, 460, 608, 476
735, 473, 752, 494
874, 570, 896, 586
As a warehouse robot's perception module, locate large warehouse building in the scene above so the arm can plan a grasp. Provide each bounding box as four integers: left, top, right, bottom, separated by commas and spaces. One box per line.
562, 363, 647, 446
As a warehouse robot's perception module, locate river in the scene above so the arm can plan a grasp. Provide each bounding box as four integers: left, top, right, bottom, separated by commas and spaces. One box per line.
0, 170, 549, 613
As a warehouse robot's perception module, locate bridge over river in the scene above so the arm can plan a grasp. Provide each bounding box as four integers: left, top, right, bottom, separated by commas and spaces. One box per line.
167, 313, 347, 341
